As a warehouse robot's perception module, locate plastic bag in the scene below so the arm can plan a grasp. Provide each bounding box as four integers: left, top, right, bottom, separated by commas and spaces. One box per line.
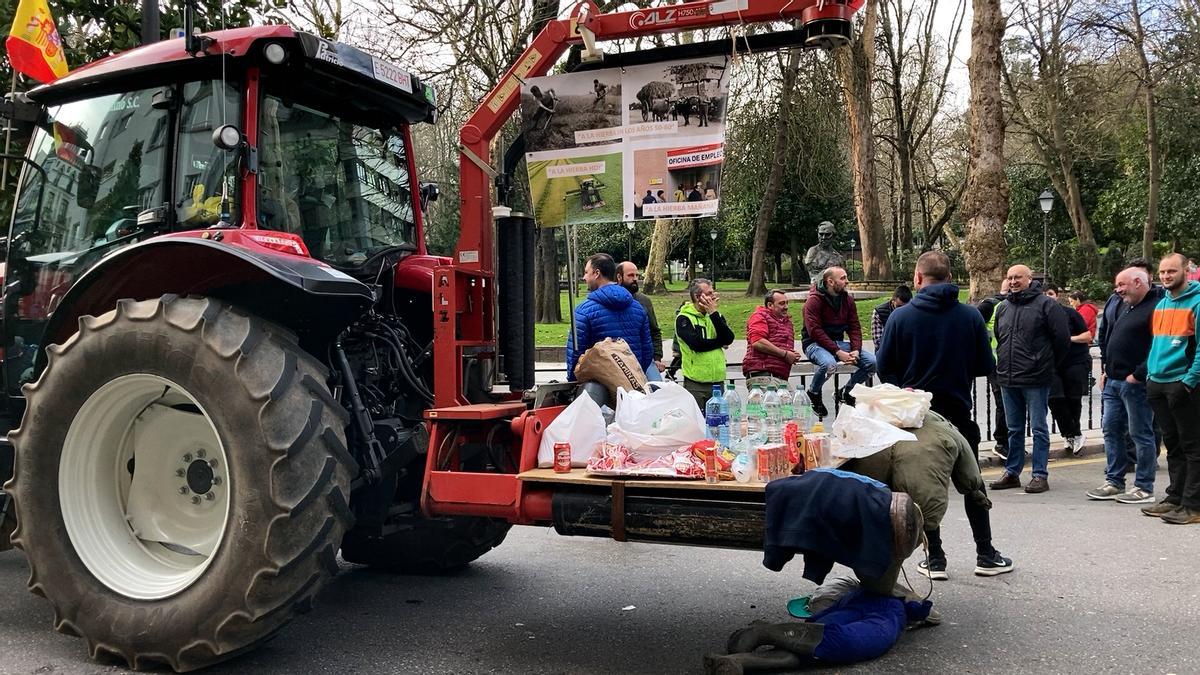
849, 384, 933, 429
830, 403, 917, 459
608, 381, 705, 457
537, 394, 607, 468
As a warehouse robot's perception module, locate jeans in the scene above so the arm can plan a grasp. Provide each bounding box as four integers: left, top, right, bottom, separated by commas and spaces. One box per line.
1147, 380, 1200, 510
804, 341, 876, 394
1001, 385, 1051, 479
645, 362, 663, 382
1101, 379, 1157, 492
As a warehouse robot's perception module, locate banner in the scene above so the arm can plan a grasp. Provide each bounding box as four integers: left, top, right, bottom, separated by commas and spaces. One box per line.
6, 0, 69, 84
521, 56, 729, 228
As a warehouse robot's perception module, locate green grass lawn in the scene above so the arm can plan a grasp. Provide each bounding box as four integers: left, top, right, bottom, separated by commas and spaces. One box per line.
534, 281, 969, 346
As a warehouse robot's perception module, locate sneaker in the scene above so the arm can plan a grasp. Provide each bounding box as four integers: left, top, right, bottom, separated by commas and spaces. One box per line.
1068, 436, 1085, 456
989, 472, 1021, 490
837, 385, 857, 407
991, 446, 1009, 461
975, 550, 1014, 576
1086, 483, 1123, 500
808, 391, 828, 419
1141, 499, 1180, 517
1161, 507, 1200, 525
1115, 487, 1155, 504
1024, 476, 1049, 493
917, 559, 948, 581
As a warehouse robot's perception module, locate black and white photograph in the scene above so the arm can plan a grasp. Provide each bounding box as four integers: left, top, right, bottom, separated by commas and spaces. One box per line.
520, 70, 622, 153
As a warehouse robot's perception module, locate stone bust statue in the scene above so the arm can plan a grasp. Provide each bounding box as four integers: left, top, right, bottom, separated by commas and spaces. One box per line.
804, 221, 846, 280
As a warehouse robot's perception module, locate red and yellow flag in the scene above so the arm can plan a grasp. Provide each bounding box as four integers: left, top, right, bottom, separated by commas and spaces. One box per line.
6, 0, 69, 84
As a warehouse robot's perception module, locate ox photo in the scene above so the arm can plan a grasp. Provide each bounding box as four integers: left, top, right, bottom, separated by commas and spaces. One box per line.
622, 57, 729, 137
520, 70, 622, 153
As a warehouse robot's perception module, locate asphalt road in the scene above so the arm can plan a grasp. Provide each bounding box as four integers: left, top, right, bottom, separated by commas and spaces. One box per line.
0, 455, 1195, 674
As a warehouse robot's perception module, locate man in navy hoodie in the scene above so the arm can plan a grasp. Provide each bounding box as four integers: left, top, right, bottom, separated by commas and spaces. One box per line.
876, 250, 1012, 580
566, 253, 654, 403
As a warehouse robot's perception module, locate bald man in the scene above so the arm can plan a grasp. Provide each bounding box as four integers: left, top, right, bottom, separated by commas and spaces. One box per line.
989, 265, 1070, 494
617, 261, 664, 377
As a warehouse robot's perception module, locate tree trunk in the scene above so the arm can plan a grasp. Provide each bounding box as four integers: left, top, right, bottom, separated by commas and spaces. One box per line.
643, 218, 672, 293
1131, 0, 1160, 260
773, 250, 784, 285
790, 234, 803, 286
961, 0, 1009, 302
837, 0, 893, 280
533, 226, 561, 323
747, 49, 803, 297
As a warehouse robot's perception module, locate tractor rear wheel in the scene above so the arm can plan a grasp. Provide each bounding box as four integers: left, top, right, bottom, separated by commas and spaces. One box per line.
6, 296, 355, 671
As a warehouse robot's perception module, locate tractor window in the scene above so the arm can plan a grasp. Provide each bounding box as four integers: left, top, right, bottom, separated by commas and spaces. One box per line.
175, 80, 241, 228
258, 93, 415, 268
6, 87, 170, 394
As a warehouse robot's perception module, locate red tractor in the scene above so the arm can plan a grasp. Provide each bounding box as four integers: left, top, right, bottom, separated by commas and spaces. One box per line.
0, 0, 857, 670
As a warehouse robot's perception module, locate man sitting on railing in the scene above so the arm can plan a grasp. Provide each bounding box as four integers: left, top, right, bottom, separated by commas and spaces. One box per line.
801, 266, 875, 418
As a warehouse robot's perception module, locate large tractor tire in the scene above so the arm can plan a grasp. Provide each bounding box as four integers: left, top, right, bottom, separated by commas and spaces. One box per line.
341, 514, 510, 574
6, 296, 356, 671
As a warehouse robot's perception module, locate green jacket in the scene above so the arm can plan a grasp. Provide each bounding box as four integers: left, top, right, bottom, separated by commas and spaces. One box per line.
675, 303, 732, 383
844, 411, 988, 531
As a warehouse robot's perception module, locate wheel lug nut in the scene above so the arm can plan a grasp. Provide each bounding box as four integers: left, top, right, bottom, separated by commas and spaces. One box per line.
175, 469, 185, 477
212, 476, 222, 486
196, 449, 206, 459
183, 453, 193, 462
209, 459, 219, 469
179, 486, 189, 495
205, 492, 215, 501
191, 496, 202, 505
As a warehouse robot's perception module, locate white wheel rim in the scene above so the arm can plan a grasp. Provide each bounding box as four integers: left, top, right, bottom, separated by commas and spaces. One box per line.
59, 374, 230, 600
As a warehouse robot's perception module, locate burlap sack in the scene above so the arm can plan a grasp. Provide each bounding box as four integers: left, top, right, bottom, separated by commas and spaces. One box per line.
574, 337, 647, 398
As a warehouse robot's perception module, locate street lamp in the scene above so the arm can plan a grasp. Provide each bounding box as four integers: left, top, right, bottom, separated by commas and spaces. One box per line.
709, 228, 718, 287
625, 221, 635, 260
1039, 189, 1054, 279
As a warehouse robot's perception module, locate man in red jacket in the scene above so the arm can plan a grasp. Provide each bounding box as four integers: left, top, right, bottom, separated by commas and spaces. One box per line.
801, 266, 875, 418
743, 289, 801, 384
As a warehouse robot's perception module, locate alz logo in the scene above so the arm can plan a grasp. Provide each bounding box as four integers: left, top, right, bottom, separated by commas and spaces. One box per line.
628, 6, 708, 30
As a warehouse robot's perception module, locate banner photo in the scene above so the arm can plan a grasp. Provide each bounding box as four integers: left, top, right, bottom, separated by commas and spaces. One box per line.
521, 57, 729, 228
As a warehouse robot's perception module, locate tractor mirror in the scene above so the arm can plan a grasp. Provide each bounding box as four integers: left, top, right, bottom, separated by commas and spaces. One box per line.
76, 164, 100, 209
419, 182, 439, 213
212, 124, 243, 151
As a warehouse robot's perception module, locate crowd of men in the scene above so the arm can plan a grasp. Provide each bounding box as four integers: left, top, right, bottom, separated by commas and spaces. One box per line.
565, 250, 1200, 529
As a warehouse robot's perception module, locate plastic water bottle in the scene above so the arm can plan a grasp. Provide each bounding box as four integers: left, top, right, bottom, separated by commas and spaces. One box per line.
764, 385, 782, 444
779, 384, 795, 423
725, 380, 743, 440
791, 388, 813, 432
745, 384, 766, 443
706, 385, 730, 449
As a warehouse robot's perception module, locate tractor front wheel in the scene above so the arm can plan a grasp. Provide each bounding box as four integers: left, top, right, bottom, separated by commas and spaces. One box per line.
6, 296, 356, 671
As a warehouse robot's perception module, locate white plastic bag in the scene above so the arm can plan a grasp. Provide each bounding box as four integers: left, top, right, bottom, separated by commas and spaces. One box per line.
608, 381, 705, 458
537, 394, 607, 468
849, 384, 932, 429
830, 404, 917, 459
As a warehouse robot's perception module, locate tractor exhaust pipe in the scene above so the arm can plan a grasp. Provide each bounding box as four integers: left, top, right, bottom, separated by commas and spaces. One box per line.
141, 0, 160, 45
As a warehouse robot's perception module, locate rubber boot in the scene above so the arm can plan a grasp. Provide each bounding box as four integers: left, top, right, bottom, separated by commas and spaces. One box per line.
725, 621, 825, 656
703, 648, 803, 675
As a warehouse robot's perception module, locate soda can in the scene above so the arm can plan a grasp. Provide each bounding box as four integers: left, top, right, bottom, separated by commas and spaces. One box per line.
553, 442, 572, 473
757, 447, 770, 483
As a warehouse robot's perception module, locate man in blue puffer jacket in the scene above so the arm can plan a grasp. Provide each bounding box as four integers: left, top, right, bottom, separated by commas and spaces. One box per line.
566, 253, 654, 385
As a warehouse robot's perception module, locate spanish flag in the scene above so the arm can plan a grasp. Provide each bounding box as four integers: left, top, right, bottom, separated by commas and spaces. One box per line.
6, 0, 69, 84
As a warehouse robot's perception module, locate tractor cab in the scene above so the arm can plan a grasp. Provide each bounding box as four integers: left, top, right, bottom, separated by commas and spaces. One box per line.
2, 26, 438, 400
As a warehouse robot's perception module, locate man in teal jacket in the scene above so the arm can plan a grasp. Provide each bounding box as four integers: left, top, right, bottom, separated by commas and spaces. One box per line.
1143, 253, 1200, 524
